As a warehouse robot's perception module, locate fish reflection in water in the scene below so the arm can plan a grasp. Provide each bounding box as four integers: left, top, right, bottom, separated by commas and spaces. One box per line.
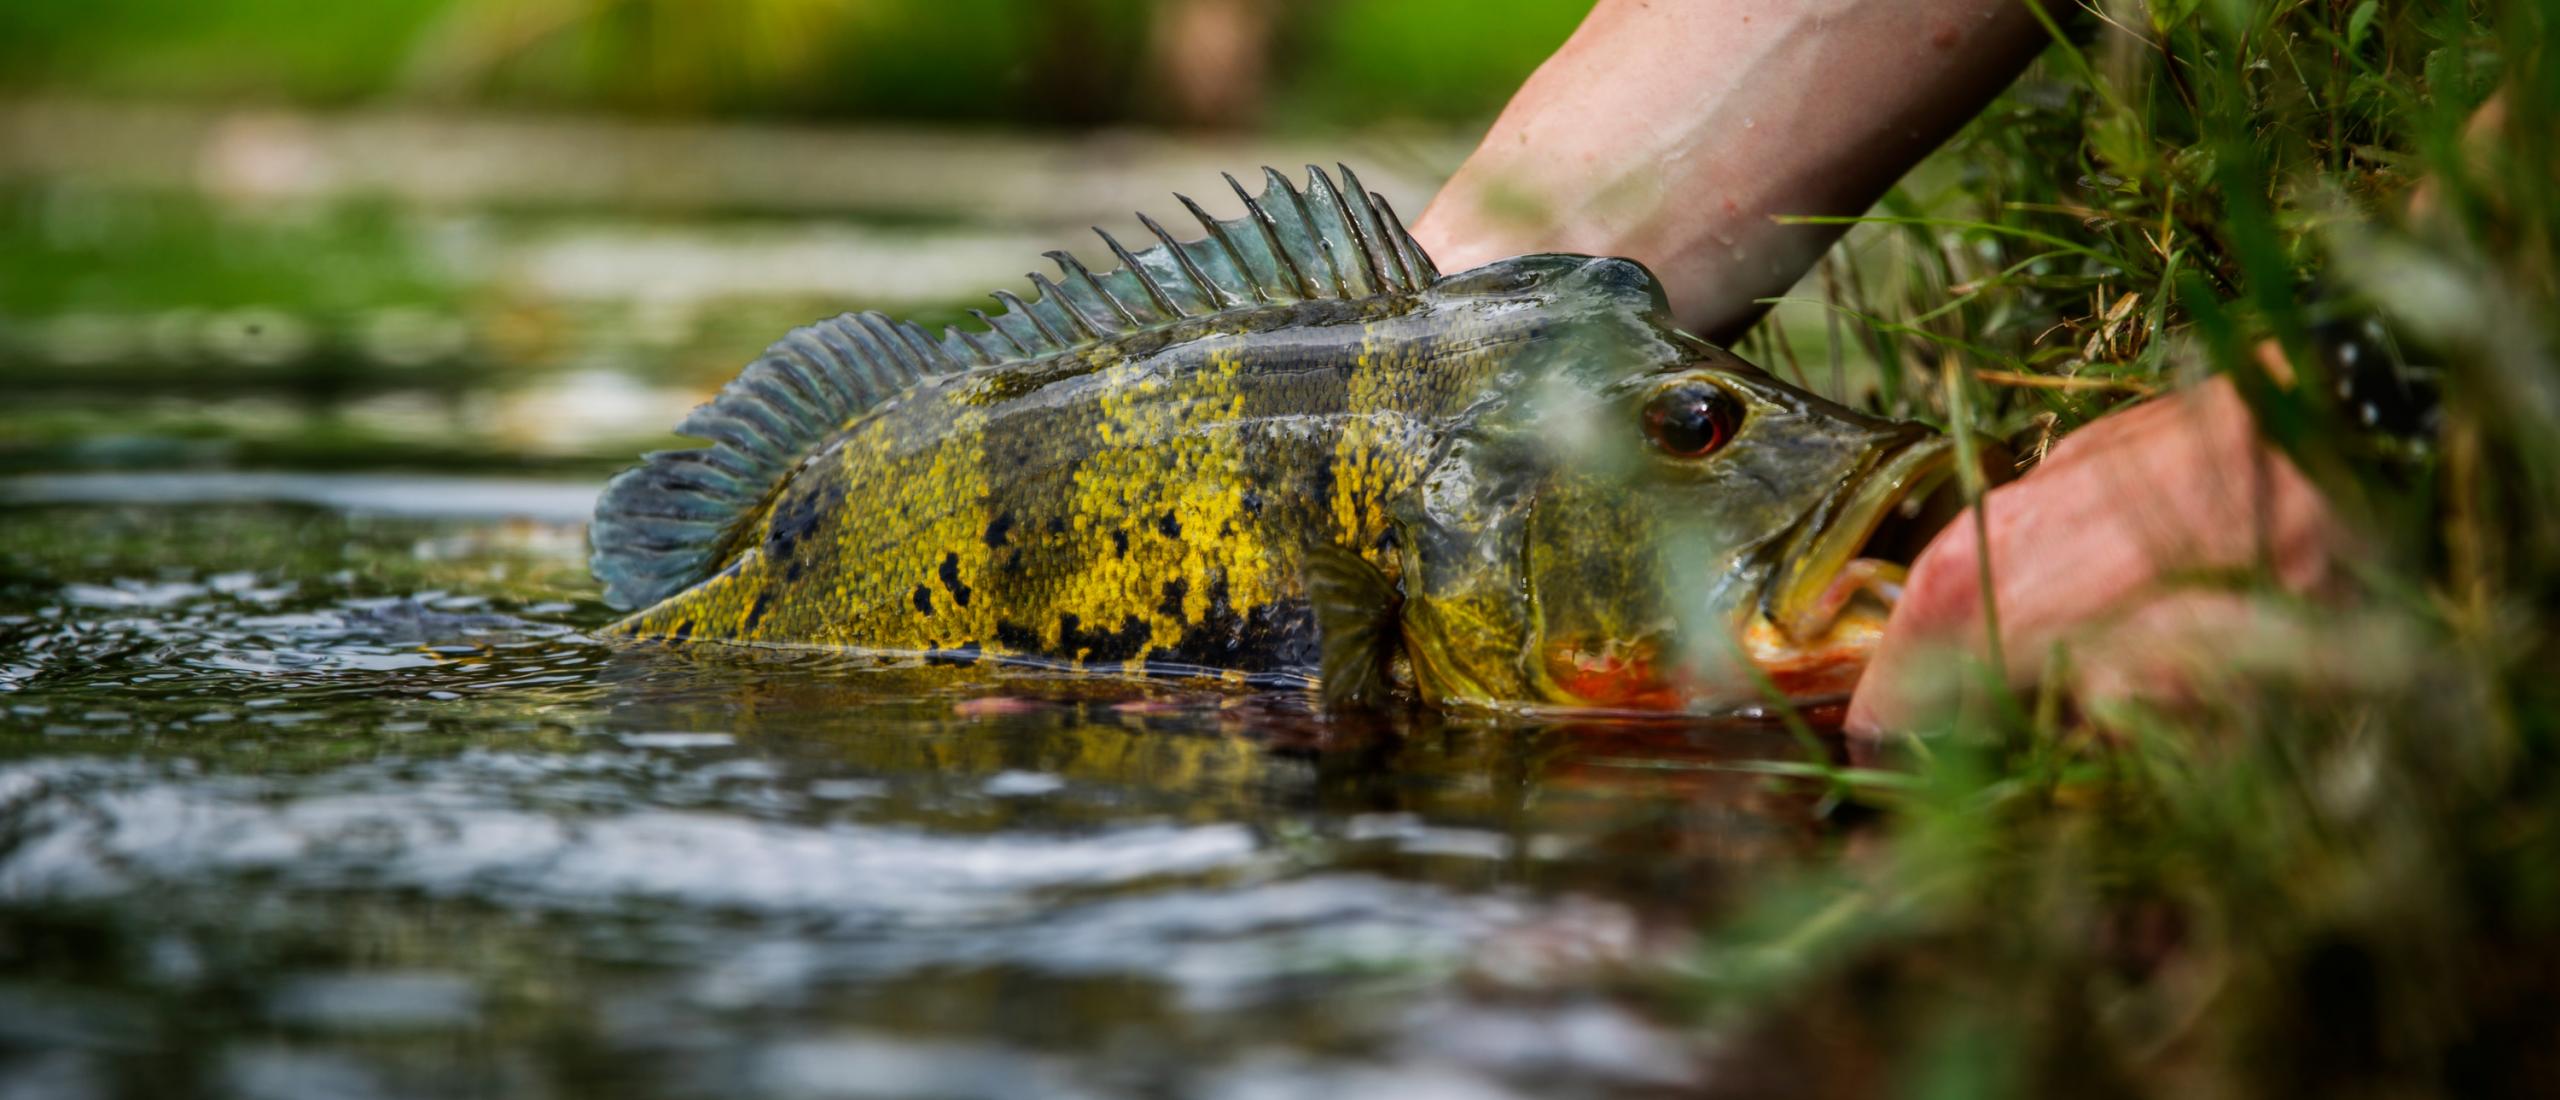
0, 500, 1852, 1099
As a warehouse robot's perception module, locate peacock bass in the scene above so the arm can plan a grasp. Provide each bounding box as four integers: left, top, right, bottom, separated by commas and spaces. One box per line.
590, 166, 1966, 712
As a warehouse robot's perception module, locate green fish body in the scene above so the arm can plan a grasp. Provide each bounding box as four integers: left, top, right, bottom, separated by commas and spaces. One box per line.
594, 167, 1961, 712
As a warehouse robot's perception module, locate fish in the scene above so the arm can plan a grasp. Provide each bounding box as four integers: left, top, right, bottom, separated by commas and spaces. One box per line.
589, 165, 1969, 714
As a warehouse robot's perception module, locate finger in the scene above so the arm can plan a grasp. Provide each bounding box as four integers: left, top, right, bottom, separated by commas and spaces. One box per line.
1844, 512, 1985, 738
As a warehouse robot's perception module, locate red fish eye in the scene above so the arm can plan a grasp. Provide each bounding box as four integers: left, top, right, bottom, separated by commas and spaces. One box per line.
1642, 383, 1742, 457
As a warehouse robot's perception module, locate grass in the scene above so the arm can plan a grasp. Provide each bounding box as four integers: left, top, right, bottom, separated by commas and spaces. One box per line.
1709, 1, 2560, 1094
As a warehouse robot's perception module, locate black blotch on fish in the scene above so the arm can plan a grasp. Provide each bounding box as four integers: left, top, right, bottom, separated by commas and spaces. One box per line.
671, 619, 695, 641
983, 512, 1014, 548
1240, 489, 1265, 516
1047, 515, 1068, 535
742, 593, 771, 632
1111, 529, 1130, 558
1058, 612, 1152, 663
938, 552, 973, 607
1158, 578, 1189, 622
1160, 575, 1320, 670
994, 620, 1042, 651
1157, 511, 1182, 539
765, 479, 835, 565
912, 585, 934, 614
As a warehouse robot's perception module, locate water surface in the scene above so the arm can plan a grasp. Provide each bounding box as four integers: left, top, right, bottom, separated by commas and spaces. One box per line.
0, 479, 1842, 1098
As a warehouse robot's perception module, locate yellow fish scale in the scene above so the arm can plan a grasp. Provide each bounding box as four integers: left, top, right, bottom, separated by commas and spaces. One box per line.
1328, 328, 1432, 561
612, 305, 1525, 673
1055, 342, 1278, 668
814, 405, 994, 649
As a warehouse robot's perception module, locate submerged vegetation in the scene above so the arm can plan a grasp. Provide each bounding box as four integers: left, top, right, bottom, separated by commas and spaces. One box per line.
1715, 1, 2560, 1094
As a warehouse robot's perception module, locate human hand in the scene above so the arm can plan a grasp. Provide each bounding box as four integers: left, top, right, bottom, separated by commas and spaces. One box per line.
1843, 375, 2351, 738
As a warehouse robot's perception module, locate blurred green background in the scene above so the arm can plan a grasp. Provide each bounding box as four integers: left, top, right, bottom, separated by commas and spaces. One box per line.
0, 0, 1588, 475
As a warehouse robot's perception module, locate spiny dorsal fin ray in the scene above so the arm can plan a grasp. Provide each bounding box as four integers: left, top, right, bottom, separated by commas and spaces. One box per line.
592, 165, 1433, 612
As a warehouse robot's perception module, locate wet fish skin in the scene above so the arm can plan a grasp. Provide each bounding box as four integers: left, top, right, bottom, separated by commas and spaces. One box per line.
607, 267, 1561, 675
595, 167, 1947, 712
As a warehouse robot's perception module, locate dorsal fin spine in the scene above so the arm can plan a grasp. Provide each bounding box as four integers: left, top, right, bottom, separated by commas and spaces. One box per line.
1051, 250, 1140, 327
968, 308, 1031, 356
909, 326, 957, 371
1332, 165, 1413, 291
1163, 201, 1252, 307
945, 324, 999, 366
1028, 272, 1106, 340
1092, 228, 1181, 319
1375, 187, 1438, 287
1271, 166, 1350, 299
1325, 164, 1393, 295
876, 314, 932, 371
988, 290, 1063, 350
1224, 172, 1313, 299
891, 318, 955, 372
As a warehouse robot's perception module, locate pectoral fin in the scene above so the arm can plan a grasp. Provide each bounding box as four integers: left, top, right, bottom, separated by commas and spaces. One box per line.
1305, 546, 1404, 711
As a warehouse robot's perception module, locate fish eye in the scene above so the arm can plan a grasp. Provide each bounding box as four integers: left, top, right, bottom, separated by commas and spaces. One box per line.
1641, 382, 1742, 458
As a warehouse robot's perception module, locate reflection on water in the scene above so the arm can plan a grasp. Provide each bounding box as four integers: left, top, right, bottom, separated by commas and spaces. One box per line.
0, 487, 1847, 1099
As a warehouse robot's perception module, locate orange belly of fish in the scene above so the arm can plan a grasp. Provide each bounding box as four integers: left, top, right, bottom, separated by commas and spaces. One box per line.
1544, 643, 1690, 711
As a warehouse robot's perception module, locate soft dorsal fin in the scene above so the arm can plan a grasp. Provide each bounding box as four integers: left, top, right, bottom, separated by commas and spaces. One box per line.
591, 164, 1437, 611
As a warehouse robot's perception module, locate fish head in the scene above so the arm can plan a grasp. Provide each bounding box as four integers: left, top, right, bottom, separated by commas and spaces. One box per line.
1395, 255, 1973, 714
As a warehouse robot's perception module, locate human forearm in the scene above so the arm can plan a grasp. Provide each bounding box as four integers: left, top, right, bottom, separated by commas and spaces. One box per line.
1410, 0, 2048, 341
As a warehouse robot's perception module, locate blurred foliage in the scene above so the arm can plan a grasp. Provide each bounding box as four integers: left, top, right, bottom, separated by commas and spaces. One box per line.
0, 0, 1577, 473
0, 0, 455, 105
0, 0, 1582, 126
1712, 1, 2560, 1096
0, 189, 452, 315
1272, 0, 1592, 127
404, 0, 885, 110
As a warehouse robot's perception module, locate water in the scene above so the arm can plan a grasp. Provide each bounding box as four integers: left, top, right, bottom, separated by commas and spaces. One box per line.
0, 482, 1843, 1099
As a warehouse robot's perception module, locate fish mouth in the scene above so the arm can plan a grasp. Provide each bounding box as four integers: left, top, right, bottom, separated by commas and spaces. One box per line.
1745, 434, 1978, 698
1525, 433, 1983, 713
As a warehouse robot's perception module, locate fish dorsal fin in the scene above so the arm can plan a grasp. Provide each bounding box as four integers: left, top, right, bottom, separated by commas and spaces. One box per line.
590, 164, 1436, 612
931, 162, 1436, 365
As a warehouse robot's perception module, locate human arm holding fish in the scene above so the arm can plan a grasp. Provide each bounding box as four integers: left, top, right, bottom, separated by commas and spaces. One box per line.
1411, 0, 2051, 342
1412, 0, 2353, 731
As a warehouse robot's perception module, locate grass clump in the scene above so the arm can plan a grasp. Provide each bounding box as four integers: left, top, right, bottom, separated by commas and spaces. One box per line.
1713, 2, 2560, 1096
